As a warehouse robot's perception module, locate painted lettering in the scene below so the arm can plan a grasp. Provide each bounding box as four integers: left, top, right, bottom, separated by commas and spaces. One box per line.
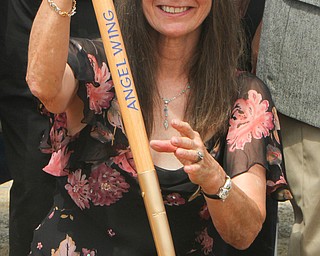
102, 10, 138, 111
127, 99, 138, 111
120, 77, 131, 88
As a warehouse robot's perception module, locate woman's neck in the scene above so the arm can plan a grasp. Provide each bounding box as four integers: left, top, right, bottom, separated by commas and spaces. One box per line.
156, 33, 198, 79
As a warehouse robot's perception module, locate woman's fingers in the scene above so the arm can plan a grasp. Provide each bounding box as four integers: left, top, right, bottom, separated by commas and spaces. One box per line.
150, 120, 220, 187
150, 138, 204, 166
174, 147, 204, 163
171, 119, 197, 139
150, 139, 177, 152
151, 119, 208, 168
170, 136, 195, 149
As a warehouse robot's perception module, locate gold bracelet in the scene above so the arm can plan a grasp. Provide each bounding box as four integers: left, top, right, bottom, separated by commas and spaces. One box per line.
47, 0, 76, 17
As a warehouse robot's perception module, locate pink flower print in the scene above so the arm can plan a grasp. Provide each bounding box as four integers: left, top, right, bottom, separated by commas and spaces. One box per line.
267, 176, 293, 200
88, 163, 130, 206
164, 193, 186, 206
82, 248, 97, 256
54, 112, 68, 129
44, 113, 70, 153
86, 82, 114, 114
107, 228, 116, 237
266, 144, 282, 166
48, 209, 55, 219
51, 235, 80, 256
195, 228, 213, 255
88, 54, 111, 88
43, 146, 71, 177
86, 54, 114, 114
49, 128, 70, 152
107, 99, 125, 134
112, 149, 137, 177
199, 204, 210, 220
227, 90, 274, 152
90, 122, 114, 144
266, 175, 287, 191
37, 242, 43, 250
65, 170, 91, 210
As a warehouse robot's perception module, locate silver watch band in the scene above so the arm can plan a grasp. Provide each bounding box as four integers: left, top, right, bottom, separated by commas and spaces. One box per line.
201, 175, 232, 201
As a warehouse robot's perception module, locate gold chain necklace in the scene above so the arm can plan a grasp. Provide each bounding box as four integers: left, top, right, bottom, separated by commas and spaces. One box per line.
161, 83, 191, 130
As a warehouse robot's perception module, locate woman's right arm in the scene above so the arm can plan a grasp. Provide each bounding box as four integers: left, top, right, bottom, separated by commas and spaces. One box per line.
26, 0, 78, 114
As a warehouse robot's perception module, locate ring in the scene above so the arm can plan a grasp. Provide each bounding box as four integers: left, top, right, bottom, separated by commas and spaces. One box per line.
196, 150, 204, 163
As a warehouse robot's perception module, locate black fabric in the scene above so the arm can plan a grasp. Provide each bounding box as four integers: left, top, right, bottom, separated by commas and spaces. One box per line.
240, 0, 266, 71
0, 1, 100, 255
0, 0, 8, 77
0, 0, 10, 184
0, 132, 10, 184
244, 0, 266, 44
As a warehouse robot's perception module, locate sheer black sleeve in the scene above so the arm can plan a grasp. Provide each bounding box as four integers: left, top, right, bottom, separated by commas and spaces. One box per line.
224, 73, 292, 200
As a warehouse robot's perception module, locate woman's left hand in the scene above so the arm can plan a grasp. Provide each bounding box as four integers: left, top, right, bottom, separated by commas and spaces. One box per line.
150, 119, 223, 187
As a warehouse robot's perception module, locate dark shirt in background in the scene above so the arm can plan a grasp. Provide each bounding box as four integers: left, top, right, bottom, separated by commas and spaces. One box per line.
1, 1, 99, 255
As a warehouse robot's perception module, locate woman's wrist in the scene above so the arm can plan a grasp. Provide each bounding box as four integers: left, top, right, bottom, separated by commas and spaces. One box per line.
47, 0, 76, 17
199, 166, 231, 200
201, 175, 232, 201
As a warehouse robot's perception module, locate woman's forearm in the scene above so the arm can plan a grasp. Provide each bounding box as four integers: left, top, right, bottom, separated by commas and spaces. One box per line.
26, 0, 74, 112
203, 166, 266, 249
207, 185, 264, 249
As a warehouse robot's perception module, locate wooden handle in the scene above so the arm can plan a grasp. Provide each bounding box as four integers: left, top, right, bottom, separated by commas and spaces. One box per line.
91, 0, 175, 255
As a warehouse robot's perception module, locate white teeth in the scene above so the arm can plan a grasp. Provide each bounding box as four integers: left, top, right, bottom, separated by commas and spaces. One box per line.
160, 6, 188, 14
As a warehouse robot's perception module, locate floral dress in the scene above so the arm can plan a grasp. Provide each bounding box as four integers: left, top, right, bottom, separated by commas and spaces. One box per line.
29, 38, 290, 256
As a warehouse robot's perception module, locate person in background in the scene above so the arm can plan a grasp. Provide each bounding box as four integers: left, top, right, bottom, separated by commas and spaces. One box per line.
257, 1, 320, 256
0, 0, 99, 255
0, 122, 10, 184
238, 0, 265, 74
26, 0, 290, 255
0, 0, 10, 185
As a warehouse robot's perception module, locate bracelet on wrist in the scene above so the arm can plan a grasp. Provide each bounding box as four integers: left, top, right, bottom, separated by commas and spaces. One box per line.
201, 175, 232, 201
47, 0, 77, 17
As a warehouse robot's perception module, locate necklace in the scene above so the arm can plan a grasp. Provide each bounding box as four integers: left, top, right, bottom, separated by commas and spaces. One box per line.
161, 83, 191, 130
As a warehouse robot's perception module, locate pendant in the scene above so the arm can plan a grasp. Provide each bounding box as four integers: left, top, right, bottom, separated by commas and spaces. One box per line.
160, 84, 190, 131
163, 101, 169, 130
163, 119, 169, 130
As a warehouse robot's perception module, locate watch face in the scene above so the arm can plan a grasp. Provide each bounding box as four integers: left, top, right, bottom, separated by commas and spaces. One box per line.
219, 189, 229, 200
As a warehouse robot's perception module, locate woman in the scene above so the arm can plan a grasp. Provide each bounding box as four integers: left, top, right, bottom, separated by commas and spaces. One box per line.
26, 0, 290, 255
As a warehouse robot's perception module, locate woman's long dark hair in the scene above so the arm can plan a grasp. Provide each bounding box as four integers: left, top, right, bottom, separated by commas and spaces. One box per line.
115, 1, 244, 139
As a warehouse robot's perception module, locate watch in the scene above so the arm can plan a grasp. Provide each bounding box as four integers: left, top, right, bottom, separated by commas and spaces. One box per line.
201, 175, 232, 201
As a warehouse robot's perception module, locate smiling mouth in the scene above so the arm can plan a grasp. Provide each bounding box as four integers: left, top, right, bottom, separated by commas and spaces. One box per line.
160, 6, 190, 14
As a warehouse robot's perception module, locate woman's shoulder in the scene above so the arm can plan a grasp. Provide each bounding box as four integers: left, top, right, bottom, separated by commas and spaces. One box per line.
68, 37, 106, 82
236, 71, 272, 100
69, 37, 104, 51
69, 37, 105, 63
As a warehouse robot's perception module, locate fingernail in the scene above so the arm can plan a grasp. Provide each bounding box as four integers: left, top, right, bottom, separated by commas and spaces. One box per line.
171, 137, 178, 145
171, 119, 178, 126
